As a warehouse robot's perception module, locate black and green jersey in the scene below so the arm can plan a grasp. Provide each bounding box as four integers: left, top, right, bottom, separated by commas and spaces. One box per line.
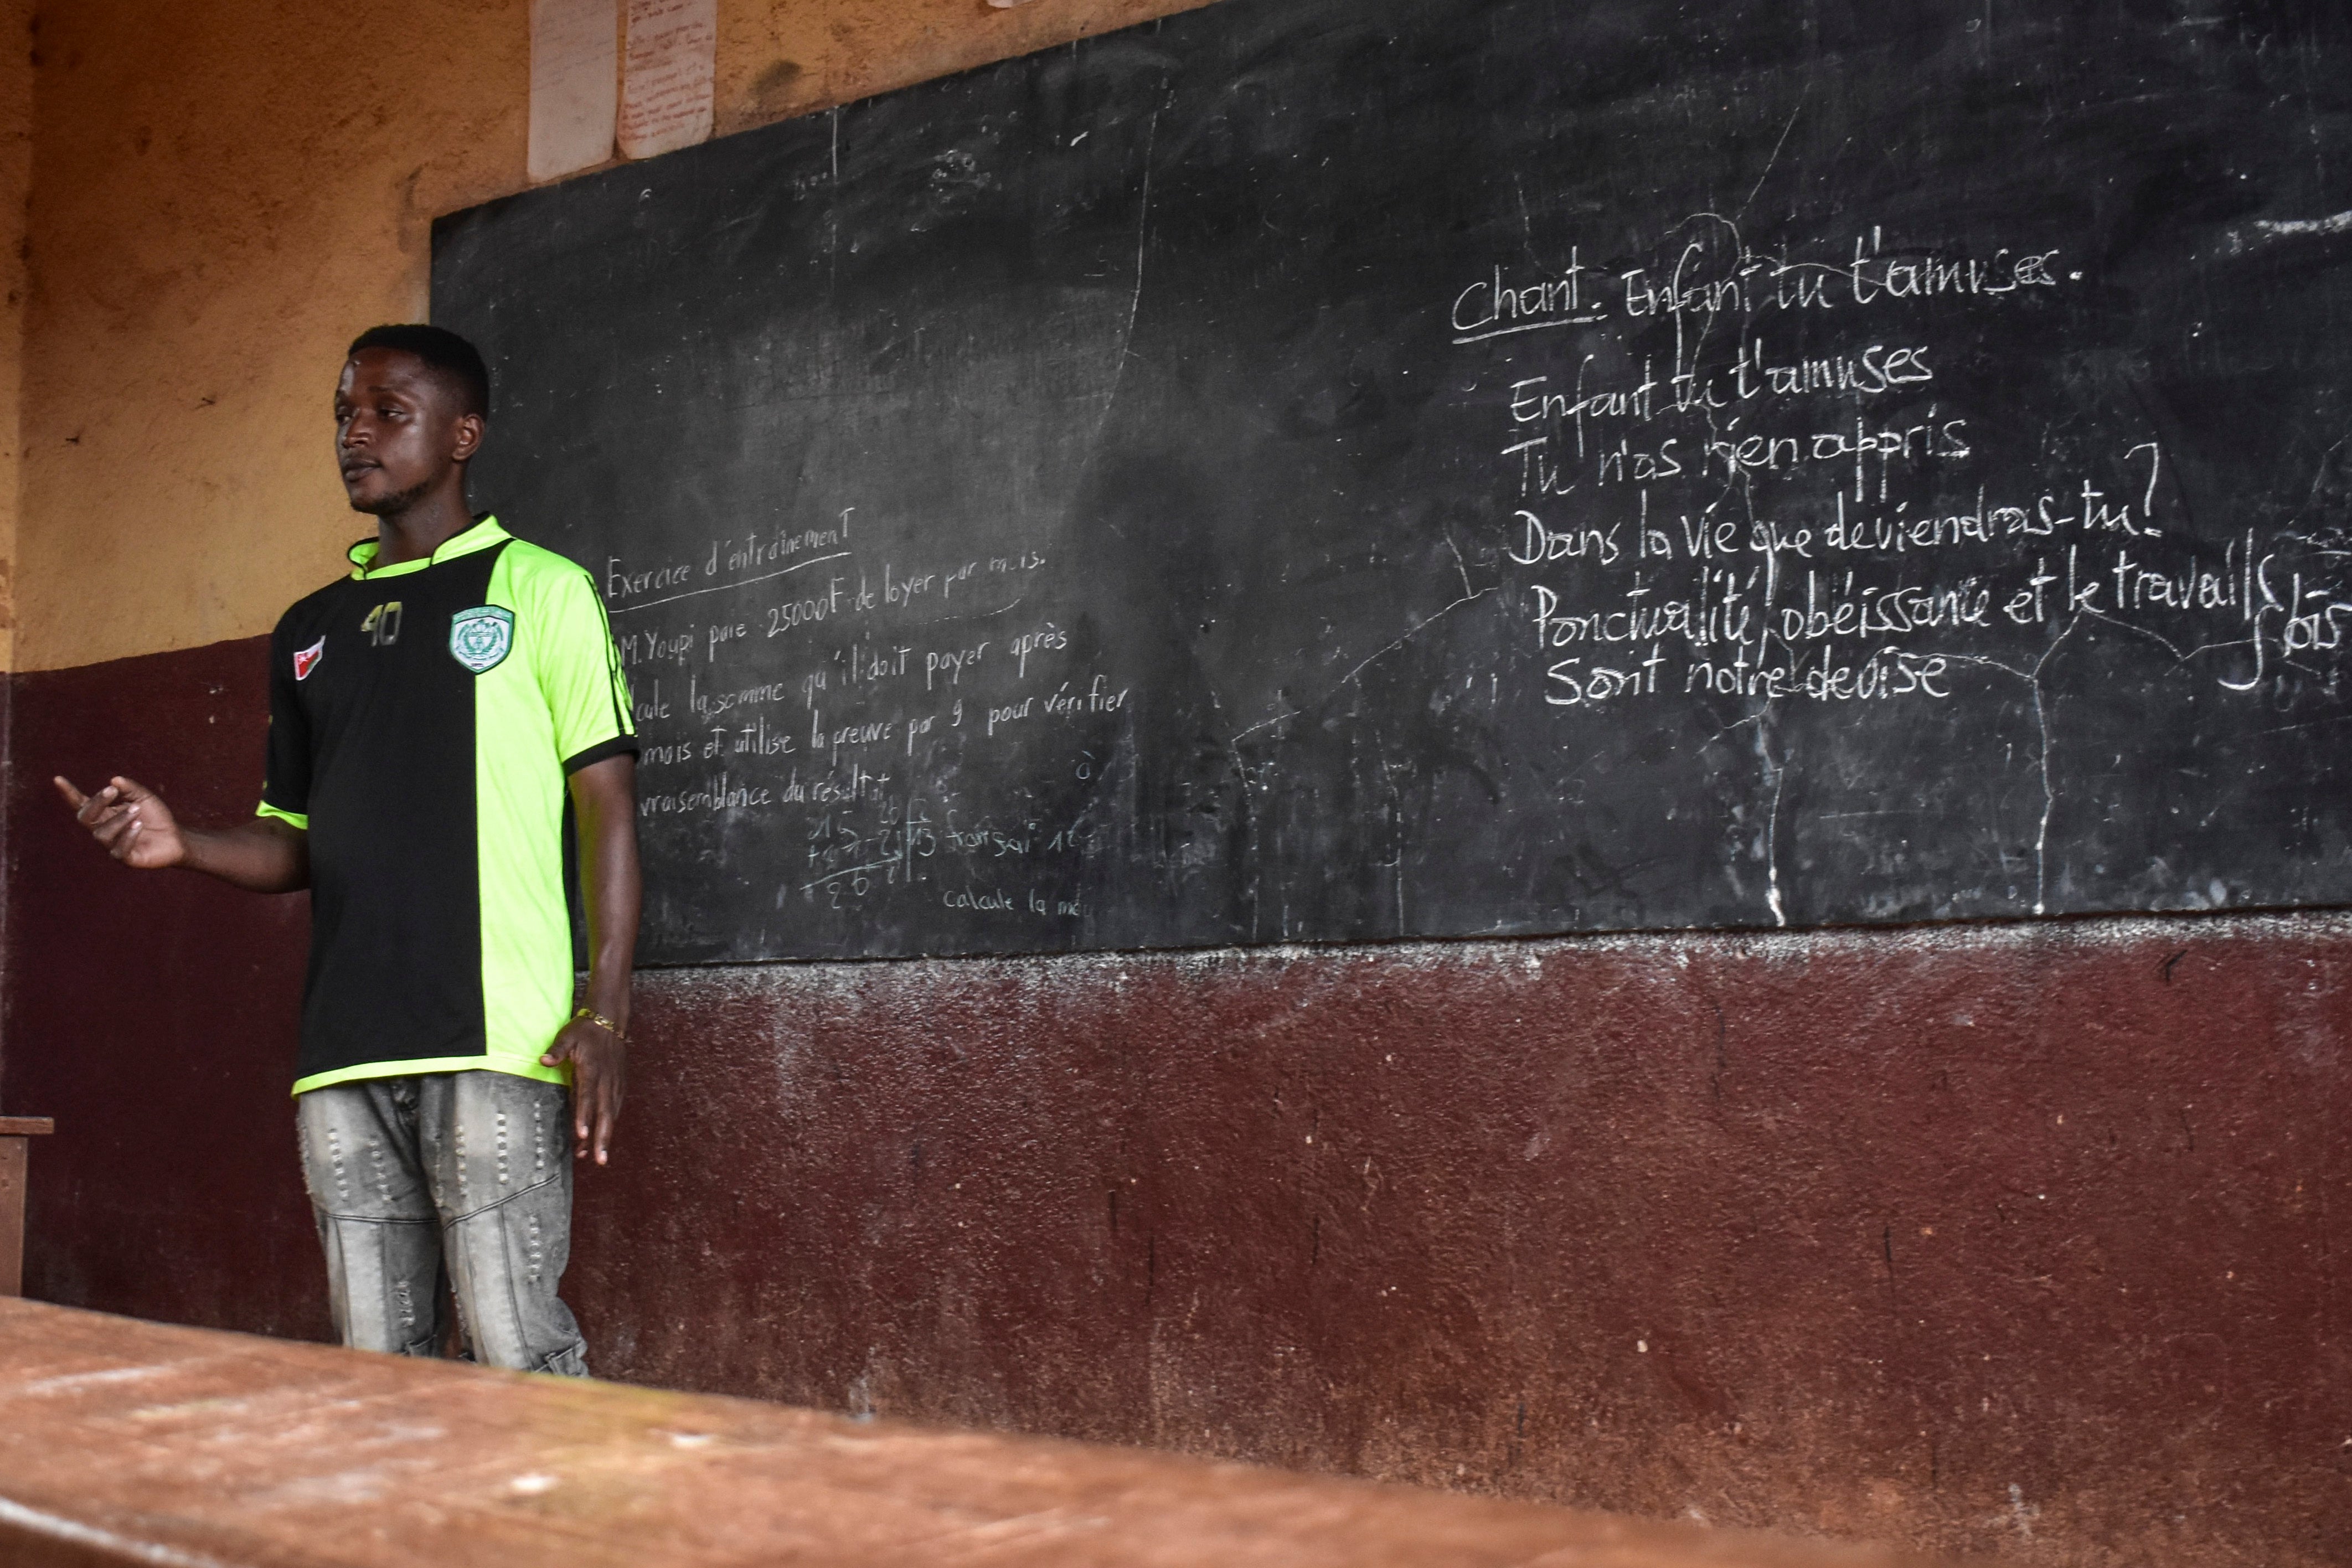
260, 517, 636, 1094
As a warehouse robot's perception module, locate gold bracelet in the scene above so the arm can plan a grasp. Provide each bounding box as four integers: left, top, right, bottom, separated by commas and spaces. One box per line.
571, 1006, 628, 1043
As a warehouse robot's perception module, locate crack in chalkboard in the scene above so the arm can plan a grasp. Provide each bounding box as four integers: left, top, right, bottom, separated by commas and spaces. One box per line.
1947, 608, 2136, 915
1333, 561, 1499, 688
1942, 648, 2066, 916
1092, 105, 1161, 447
1513, 174, 1547, 274
1762, 728, 1789, 928
1230, 584, 1498, 747
1737, 97, 1804, 220
1444, 529, 1476, 600
1230, 532, 1494, 746
1946, 604, 2281, 914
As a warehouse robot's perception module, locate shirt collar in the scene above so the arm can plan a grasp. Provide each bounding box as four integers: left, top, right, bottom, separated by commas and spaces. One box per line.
347, 515, 510, 580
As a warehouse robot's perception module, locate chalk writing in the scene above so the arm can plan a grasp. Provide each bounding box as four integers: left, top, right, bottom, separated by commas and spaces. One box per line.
1445, 214, 2352, 918
607, 506, 1110, 927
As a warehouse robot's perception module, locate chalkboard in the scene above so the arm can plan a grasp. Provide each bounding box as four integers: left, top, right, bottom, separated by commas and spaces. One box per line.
434, 0, 2352, 964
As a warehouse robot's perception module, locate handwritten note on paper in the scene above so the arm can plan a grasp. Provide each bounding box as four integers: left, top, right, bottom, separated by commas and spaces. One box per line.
618, 0, 715, 161
527, 0, 616, 183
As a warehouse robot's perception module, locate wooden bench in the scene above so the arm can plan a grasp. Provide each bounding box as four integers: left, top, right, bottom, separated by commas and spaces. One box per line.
0, 1117, 53, 1297
0, 1298, 1940, 1567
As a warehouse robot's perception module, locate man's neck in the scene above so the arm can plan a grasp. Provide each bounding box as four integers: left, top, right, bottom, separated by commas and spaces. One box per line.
372, 489, 478, 568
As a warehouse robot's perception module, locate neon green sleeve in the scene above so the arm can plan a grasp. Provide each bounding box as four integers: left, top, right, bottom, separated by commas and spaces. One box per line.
531, 559, 637, 771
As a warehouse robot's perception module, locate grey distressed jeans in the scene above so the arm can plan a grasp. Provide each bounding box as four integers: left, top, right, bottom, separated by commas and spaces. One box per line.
295, 1071, 588, 1376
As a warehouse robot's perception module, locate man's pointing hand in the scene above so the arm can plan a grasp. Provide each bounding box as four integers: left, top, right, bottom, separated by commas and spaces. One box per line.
56, 775, 188, 869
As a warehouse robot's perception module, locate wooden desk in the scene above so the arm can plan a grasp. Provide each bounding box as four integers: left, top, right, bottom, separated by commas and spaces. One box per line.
0, 1299, 1942, 1568
0, 1116, 53, 1297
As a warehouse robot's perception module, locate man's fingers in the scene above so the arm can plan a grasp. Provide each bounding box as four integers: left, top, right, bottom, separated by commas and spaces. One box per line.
58, 777, 161, 837
570, 1057, 596, 1150
546, 1029, 623, 1163
569, 1061, 618, 1165
595, 1071, 621, 1165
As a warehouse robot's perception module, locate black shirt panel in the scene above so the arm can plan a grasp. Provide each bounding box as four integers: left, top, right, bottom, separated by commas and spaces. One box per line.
268, 545, 509, 1081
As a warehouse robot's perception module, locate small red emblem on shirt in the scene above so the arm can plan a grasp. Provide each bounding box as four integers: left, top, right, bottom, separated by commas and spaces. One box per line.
293, 637, 325, 682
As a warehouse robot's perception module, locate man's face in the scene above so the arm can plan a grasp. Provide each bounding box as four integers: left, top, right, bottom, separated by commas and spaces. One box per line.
334, 348, 481, 515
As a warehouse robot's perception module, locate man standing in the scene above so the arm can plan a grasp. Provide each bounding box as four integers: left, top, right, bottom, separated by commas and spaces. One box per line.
56, 325, 639, 1375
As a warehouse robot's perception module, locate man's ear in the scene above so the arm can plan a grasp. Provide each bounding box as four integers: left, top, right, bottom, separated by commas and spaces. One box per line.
451, 411, 486, 462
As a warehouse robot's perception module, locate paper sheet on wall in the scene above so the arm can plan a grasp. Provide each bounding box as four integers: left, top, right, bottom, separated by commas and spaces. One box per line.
619, 0, 716, 162
527, 0, 617, 183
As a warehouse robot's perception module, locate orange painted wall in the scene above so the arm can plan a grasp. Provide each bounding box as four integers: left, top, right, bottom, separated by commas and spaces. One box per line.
13, 0, 1216, 676
0, 0, 28, 669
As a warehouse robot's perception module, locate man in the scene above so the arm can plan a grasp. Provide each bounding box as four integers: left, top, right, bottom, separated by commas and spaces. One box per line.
56, 324, 640, 1375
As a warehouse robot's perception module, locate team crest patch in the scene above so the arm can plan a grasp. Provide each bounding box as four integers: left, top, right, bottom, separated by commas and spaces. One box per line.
293, 637, 325, 681
448, 606, 515, 674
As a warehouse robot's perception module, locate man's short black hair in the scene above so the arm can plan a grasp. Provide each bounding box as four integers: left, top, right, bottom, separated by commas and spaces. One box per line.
347, 324, 491, 419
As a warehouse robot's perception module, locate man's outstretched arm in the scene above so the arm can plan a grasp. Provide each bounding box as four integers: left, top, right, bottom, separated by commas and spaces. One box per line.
54, 775, 309, 893
539, 754, 641, 1166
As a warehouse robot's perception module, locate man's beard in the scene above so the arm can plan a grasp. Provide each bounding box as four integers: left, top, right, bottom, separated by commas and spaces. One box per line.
349, 474, 436, 517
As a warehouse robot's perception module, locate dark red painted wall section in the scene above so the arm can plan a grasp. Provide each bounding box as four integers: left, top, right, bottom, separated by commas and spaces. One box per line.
4, 637, 324, 1338
7, 638, 2348, 1567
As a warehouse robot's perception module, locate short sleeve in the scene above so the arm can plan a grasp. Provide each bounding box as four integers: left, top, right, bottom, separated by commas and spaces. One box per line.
257, 615, 313, 829
534, 564, 638, 772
